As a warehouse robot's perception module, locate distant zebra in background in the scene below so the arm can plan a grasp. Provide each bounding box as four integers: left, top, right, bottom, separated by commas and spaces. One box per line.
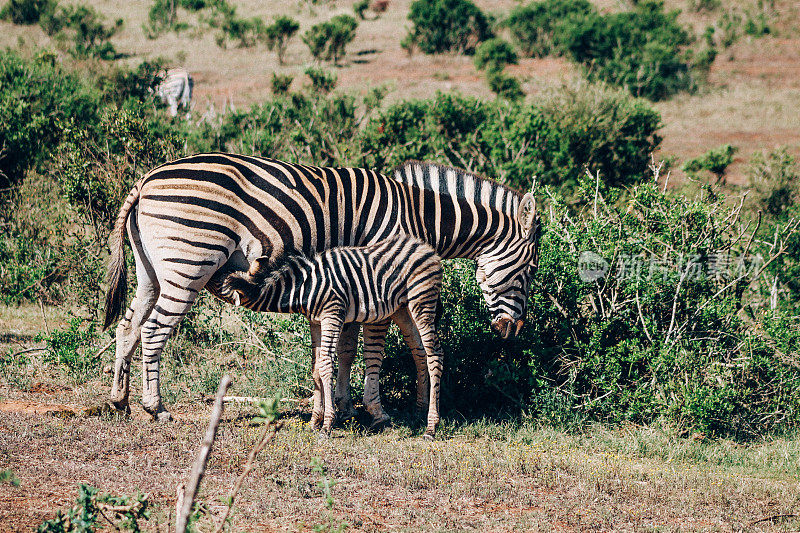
223, 235, 444, 438
154, 68, 193, 118
103, 154, 540, 423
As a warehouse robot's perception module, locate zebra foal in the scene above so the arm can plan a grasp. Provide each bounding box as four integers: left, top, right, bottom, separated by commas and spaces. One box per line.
222, 235, 444, 438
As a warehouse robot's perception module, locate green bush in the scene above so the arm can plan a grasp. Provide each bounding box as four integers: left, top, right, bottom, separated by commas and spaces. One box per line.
682, 144, 737, 182
560, 1, 694, 100
304, 66, 337, 93
360, 84, 661, 190
0, 0, 55, 24
487, 71, 524, 101
264, 15, 299, 65
303, 14, 358, 64
271, 72, 293, 95
54, 104, 184, 237
473, 38, 518, 72
0, 49, 100, 188
41, 3, 123, 59
503, 0, 596, 58
406, 0, 492, 55
188, 92, 359, 167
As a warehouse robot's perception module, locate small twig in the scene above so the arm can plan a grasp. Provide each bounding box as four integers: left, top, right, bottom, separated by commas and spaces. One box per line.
176, 375, 232, 533
39, 298, 50, 335
747, 514, 797, 527
9, 346, 47, 358
220, 395, 300, 404
214, 420, 285, 533
95, 339, 115, 359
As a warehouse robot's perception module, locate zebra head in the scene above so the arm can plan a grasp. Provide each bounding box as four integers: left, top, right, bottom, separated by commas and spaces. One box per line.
476, 187, 542, 339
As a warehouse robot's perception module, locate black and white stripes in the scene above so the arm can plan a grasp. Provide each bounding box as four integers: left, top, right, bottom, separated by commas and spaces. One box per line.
154, 68, 193, 117
223, 235, 444, 437
103, 153, 540, 422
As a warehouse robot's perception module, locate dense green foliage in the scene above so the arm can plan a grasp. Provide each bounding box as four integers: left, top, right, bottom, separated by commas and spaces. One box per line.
562, 1, 695, 100
361, 85, 661, 190
502, 0, 703, 101
0, 50, 99, 188
503, 0, 595, 58
473, 38, 518, 72
302, 14, 358, 64
405, 0, 492, 54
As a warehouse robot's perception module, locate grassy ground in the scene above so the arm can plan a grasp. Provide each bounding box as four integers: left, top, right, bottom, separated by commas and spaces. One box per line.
2, 303, 800, 531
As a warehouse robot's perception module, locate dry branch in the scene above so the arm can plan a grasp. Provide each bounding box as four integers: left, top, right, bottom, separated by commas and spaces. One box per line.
176, 375, 232, 533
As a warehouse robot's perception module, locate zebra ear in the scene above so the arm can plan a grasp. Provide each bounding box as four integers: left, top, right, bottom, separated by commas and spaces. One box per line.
517, 193, 537, 236
517, 177, 539, 238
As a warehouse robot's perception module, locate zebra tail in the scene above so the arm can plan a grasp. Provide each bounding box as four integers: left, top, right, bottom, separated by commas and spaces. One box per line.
103, 180, 142, 330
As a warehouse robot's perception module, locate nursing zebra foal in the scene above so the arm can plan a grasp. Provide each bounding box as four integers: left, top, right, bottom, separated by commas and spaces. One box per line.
154, 68, 193, 117
103, 153, 540, 422
222, 235, 444, 437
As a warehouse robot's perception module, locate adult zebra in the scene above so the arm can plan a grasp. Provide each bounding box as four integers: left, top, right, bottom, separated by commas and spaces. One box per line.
154, 68, 193, 118
104, 153, 540, 421
223, 235, 445, 437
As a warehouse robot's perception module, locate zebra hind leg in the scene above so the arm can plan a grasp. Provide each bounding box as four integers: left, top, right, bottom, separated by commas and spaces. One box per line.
110, 283, 159, 413
408, 306, 443, 440
392, 308, 431, 421
139, 287, 200, 421
362, 320, 391, 431
110, 216, 159, 414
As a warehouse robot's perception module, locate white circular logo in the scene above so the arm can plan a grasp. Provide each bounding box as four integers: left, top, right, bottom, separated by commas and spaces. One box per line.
578, 251, 609, 282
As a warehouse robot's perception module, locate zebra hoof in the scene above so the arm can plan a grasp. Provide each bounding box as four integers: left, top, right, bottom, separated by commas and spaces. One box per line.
316, 429, 331, 441
422, 432, 435, 442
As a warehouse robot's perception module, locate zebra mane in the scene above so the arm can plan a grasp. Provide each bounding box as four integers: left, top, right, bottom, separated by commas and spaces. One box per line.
392, 161, 523, 217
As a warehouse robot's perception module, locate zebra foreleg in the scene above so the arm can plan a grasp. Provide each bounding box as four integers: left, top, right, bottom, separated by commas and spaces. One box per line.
362, 320, 391, 430
333, 323, 359, 423
309, 324, 324, 431
317, 314, 345, 436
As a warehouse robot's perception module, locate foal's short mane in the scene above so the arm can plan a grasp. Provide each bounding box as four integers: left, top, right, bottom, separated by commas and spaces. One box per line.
392, 160, 524, 217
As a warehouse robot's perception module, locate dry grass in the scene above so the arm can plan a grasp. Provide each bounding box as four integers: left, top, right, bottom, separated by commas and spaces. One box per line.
3, 304, 800, 531
1, 403, 799, 532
